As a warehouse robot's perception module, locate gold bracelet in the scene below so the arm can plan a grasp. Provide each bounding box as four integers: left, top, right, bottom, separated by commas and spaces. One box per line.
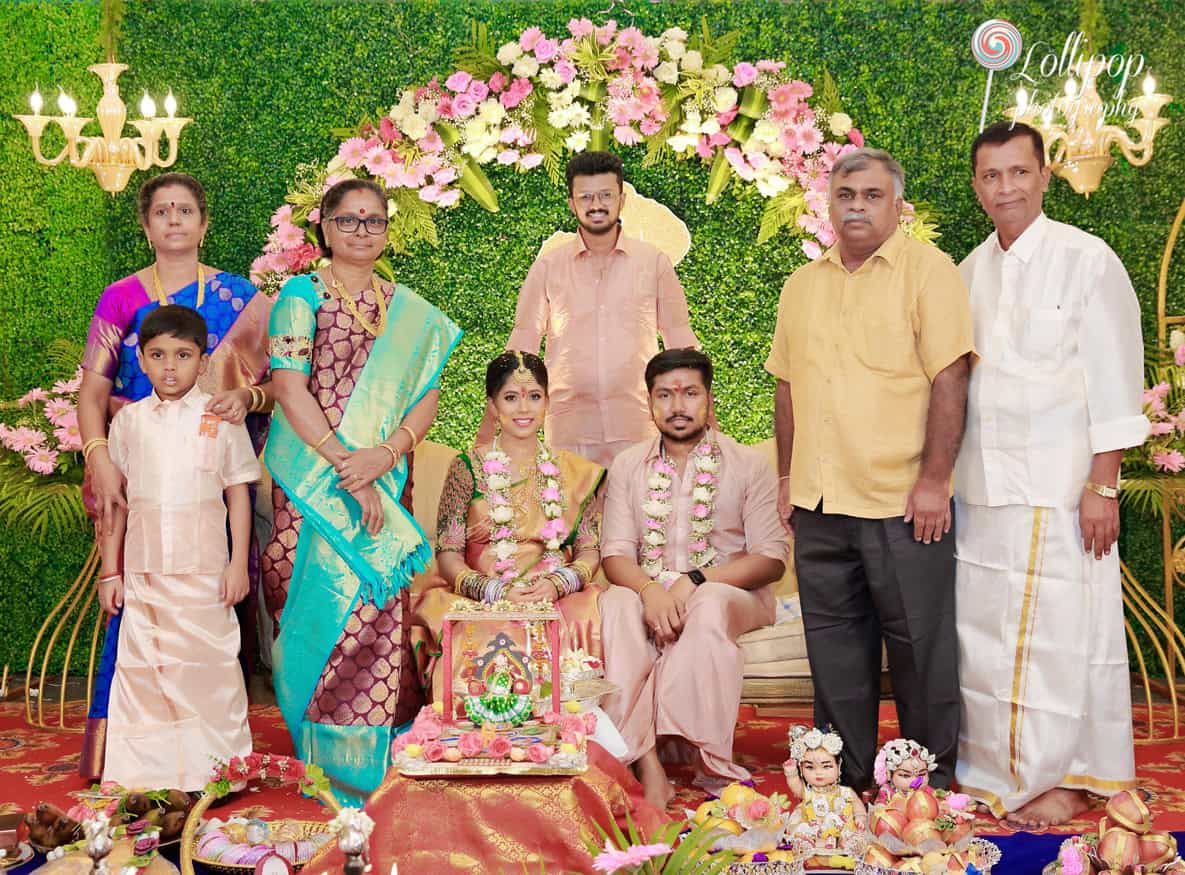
83, 438, 109, 460
398, 424, 419, 449
313, 429, 335, 450
378, 442, 399, 471
570, 560, 593, 585
550, 575, 565, 599
638, 579, 658, 599
1085, 481, 1119, 499
455, 569, 479, 596
248, 385, 264, 412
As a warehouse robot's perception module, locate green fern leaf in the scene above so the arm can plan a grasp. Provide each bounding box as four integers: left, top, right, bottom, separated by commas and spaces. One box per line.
453, 19, 503, 78
757, 189, 807, 245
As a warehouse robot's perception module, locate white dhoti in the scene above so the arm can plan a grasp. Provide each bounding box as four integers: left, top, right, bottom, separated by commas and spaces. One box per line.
954, 501, 1136, 816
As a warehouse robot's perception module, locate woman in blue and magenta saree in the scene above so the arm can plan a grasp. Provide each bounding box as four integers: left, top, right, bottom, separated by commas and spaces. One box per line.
77, 173, 272, 780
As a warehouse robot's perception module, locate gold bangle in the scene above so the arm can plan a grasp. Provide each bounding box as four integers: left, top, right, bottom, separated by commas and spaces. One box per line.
571, 560, 593, 585
378, 442, 399, 471
248, 385, 264, 412
1085, 481, 1119, 499
83, 438, 109, 460
455, 569, 479, 596
638, 579, 658, 599
313, 429, 335, 450
398, 424, 419, 449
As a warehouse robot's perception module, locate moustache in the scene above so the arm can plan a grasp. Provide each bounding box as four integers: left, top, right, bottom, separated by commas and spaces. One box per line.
841, 211, 870, 224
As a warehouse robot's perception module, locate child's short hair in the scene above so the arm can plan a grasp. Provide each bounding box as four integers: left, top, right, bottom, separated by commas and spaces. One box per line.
139, 304, 208, 352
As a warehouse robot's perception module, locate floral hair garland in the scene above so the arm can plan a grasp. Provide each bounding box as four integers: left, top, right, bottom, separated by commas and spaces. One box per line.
873, 738, 937, 787
789, 725, 843, 762
482, 435, 568, 584
640, 432, 720, 583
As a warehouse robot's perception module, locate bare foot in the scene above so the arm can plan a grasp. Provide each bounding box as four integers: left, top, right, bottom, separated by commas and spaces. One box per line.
1004, 788, 1090, 830
635, 749, 676, 811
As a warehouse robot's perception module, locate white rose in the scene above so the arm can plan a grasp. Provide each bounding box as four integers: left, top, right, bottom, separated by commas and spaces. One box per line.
402, 115, 429, 141
829, 111, 853, 137
700, 119, 721, 136
692, 486, 712, 503
661, 26, 688, 43
708, 64, 730, 85
463, 118, 489, 141
565, 130, 591, 152
713, 86, 738, 113
325, 154, 348, 174
497, 42, 523, 65
643, 530, 667, 546
479, 99, 506, 124
1173, 329, 1185, 349
390, 90, 416, 122
544, 502, 563, 517
666, 133, 698, 153
643, 500, 671, 518
698, 456, 720, 474
493, 540, 517, 560
654, 61, 679, 85
756, 172, 791, 198
491, 505, 514, 524
512, 55, 540, 78
664, 40, 686, 61
486, 472, 511, 490
417, 100, 439, 125
753, 119, 780, 144
539, 67, 564, 90
681, 50, 703, 73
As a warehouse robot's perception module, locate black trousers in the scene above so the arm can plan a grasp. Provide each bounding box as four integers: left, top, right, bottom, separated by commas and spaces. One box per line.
792, 502, 960, 791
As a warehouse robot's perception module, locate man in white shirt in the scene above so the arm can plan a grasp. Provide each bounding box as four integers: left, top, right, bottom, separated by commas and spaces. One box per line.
955, 121, 1150, 828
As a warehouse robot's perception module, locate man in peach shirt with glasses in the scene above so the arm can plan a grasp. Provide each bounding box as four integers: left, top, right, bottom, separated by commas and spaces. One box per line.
504, 151, 699, 467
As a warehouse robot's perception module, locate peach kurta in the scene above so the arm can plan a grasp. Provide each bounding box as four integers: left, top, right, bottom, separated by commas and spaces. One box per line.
600, 431, 788, 782
507, 227, 698, 466
103, 387, 260, 790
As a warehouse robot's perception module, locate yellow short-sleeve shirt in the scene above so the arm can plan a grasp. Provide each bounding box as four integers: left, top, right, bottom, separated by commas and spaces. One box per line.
765, 230, 976, 519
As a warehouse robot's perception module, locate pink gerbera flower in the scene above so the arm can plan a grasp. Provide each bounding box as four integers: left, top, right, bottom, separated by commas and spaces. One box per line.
592, 841, 671, 873
43, 397, 75, 425
337, 137, 370, 169
1154, 449, 1185, 473
6, 426, 46, 453
25, 446, 59, 475
18, 387, 47, 406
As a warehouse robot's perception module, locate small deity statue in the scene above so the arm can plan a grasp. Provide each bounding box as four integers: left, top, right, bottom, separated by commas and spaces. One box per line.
873, 738, 938, 805
782, 726, 867, 864
463, 651, 534, 727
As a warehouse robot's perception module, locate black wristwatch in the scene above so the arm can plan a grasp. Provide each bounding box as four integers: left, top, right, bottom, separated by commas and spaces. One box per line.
687, 568, 706, 586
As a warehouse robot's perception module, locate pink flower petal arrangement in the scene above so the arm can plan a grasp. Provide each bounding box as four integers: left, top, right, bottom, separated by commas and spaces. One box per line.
251, 19, 938, 296
2, 365, 86, 517
1120, 332, 1185, 519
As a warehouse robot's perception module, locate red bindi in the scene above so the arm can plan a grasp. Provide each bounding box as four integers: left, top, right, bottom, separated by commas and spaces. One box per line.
359, 208, 366, 215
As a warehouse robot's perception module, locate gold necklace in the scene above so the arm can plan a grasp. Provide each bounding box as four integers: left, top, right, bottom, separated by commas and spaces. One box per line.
325, 265, 388, 337
151, 263, 206, 308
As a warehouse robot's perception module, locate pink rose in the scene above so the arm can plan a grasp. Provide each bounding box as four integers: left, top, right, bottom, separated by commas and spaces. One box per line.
453, 93, 478, 118
596, 20, 618, 45
542, 710, 561, 725
497, 149, 520, 166
732, 62, 758, 87
519, 153, 544, 170
422, 740, 446, 762
488, 71, 507, 93
560, 714, 586, 736
413, 708, 444, 740
468, 80, 490, 101
488, 736, 513, 758
391, 735, 410, 754
519, 26, 544, 51
405, 727, 426, 745
848, 128, 864, 147
527, 743, 554, 763
379, 116, 399, 144
458, 731, 485, 757
746, 798, 771, 820
445, 70, 472, 93
534, 38, 559, 63
568, 17, 594, 39
554, 59, 577, 83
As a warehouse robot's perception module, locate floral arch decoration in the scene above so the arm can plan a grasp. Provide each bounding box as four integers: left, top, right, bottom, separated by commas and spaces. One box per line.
251, 17, 938, 292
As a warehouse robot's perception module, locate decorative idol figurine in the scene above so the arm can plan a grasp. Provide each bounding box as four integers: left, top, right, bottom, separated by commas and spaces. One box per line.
873, 738, 938, 805
782, 726, 867, 865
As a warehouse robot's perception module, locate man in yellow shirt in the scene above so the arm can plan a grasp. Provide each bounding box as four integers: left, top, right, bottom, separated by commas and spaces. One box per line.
765, 148, 976, 791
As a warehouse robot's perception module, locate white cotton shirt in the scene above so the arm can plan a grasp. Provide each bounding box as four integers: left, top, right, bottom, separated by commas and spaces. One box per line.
955, 213, 1150, 509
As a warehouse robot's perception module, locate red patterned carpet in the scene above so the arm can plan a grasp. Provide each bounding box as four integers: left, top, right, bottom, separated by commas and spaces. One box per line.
3, 699, 1184, 835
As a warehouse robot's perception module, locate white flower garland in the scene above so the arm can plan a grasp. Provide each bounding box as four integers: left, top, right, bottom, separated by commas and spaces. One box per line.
639, 432, 720, 584
481, 435, 569, 584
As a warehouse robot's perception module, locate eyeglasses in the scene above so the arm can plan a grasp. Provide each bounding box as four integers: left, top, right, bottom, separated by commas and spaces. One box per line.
574, 191, 619, 206
326, 214, 389, 235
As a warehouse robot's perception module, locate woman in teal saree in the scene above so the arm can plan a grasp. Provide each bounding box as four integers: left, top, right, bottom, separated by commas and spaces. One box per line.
264, 179, 461, 804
